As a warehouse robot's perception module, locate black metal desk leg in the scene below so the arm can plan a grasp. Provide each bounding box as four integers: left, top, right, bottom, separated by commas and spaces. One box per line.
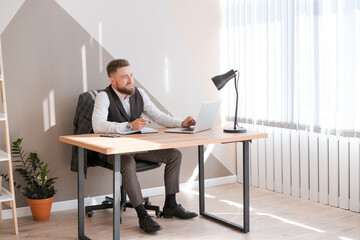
198, 145, 205, 213
78, 148, 90, 240
113, 155, 121, 240
243, 141, 250, 233
197, 142, 250, 233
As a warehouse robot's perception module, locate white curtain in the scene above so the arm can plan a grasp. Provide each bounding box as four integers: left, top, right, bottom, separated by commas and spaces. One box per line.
220, 0, 360, 137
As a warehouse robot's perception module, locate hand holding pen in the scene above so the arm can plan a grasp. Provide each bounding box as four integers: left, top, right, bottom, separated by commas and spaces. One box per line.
131, 116, 151, 130
140, 115, 151, 124
131, 118, 147, 130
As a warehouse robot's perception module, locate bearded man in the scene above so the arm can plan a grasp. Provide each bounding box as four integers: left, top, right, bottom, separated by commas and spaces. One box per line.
92, 59, 198, 233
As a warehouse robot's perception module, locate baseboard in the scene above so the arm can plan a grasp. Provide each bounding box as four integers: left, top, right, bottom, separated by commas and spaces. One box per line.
2, 175, 236, 220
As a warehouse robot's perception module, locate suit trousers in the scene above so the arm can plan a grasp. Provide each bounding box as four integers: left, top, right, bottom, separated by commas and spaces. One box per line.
108, 148, 182, 207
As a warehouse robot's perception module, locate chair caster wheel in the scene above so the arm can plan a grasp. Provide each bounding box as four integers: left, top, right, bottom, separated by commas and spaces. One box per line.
86, 211, 93, 218
156, 211, 163, 218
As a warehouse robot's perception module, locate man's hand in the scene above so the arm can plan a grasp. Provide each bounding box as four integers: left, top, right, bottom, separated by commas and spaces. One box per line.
131, 118, 148, 130
181, 116, 196, 128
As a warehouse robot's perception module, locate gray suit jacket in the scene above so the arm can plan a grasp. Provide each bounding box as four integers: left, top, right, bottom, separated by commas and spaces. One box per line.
71, 89, 107, 175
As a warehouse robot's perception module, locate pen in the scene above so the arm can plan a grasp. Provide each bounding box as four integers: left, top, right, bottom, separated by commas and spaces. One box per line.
141, 116, 151, 124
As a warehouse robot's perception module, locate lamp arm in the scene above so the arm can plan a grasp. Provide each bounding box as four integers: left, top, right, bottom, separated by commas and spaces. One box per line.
233, 70, 239, 130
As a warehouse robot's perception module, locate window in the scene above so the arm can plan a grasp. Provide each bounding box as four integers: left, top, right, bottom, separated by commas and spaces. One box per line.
221, 0, 360, 137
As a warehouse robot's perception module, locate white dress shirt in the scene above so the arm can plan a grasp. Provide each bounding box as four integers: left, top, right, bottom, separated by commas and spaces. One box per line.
92, 86, 182, 133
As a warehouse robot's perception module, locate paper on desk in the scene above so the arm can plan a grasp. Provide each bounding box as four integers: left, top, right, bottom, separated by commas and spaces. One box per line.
119, 127, 158, 135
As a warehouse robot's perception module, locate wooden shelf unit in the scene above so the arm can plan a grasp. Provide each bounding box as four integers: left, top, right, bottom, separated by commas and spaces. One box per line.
0, 37, 19, 235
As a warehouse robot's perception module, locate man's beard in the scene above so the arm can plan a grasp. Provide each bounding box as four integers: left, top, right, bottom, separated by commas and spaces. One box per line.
116, 85, 135, 95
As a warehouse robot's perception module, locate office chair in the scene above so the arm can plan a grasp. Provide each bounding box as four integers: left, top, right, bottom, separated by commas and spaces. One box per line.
85, 159, 162, 218
71, 89, 162, 220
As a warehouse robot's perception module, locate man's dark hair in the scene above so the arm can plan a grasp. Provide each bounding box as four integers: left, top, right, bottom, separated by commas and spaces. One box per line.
106, 59, 130, 77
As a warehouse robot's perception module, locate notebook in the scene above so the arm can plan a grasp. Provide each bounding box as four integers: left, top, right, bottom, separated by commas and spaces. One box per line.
118, 127, 158, 135
165, 100, 221, 134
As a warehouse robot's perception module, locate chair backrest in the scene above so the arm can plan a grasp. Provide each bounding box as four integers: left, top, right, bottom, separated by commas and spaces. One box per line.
71, 90, 104, 173
70, 89, 161, 173
73, 90, 102, 135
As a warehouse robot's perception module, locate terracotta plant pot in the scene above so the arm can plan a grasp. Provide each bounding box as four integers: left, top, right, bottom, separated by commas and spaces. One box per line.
27, 196, 54, 221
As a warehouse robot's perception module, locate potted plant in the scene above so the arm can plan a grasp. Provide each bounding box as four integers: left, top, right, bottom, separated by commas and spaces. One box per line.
1, 138, 57, 221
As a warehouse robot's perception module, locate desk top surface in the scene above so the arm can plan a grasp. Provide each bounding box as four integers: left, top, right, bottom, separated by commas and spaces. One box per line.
59, 127, 268, 155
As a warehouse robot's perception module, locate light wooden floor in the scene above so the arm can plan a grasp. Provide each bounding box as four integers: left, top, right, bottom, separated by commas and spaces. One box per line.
0, 183, 359, 240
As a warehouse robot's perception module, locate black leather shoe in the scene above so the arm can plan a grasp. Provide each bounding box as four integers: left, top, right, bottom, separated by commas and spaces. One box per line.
139, 215, 163, 233
162, 204, 198, 219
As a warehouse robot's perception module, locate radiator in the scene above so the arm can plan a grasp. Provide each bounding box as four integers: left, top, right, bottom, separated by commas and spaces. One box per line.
236, 124, 360, 212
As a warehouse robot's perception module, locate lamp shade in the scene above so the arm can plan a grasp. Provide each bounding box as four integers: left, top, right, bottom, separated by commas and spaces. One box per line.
211, 69, 236, 91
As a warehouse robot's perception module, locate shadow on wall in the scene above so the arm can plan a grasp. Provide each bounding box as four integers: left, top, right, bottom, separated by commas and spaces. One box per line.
0, 0, 113, 207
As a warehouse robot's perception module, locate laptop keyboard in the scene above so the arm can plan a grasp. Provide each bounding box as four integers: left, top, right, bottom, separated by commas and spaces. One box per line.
181, 128, 194, 132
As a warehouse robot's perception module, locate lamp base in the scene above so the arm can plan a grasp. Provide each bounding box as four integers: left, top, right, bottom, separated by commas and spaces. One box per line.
223, 127, 247, 133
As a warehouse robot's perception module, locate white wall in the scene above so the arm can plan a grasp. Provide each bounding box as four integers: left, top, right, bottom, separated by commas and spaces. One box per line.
56, 0, 205, 117
0, 0, 237, 207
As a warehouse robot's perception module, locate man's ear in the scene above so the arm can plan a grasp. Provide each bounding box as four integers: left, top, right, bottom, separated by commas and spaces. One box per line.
109, 77, 114, 84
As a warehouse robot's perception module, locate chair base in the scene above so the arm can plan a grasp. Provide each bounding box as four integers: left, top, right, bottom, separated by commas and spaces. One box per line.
85, 196, 162, 220
84, 160, 163, 221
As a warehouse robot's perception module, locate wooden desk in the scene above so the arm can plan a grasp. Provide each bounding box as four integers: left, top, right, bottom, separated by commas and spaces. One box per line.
59, 127, 267, 240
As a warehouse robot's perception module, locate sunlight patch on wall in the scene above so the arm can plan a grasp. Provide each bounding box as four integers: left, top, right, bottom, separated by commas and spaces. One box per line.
42, 98, 49, 131
42, 89, 56, 131
49, 90, 56, 127
164, 56, 169, 92
81, 45, 88, 92
183, 144, 215, 191
98, 21, 103, 73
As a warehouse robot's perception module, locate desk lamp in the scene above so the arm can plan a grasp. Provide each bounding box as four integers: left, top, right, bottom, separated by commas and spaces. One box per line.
211, 69, 247, 133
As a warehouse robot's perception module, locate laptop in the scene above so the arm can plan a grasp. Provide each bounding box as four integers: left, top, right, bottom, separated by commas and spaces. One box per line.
165, 100, 221, 134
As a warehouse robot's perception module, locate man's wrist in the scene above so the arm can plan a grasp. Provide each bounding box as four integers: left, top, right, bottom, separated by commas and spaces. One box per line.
126, 122, 133, 131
